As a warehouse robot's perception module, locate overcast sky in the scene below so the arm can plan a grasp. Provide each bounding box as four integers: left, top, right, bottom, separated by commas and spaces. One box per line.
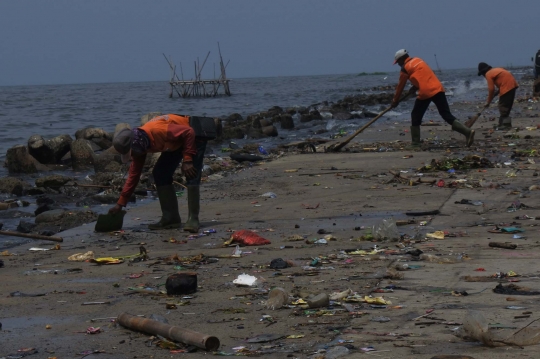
0, 0, 537, 86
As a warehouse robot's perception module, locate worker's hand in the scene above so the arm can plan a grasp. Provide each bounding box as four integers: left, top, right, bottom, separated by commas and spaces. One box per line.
181, 161, 197, 179
108, 204, 123, 215
390, 101, 399, 109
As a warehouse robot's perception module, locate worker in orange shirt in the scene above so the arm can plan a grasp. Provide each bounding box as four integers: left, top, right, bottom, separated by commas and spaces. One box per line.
477, 62, 519, 129
109, 114, 215, 232
391, 49, 474, 147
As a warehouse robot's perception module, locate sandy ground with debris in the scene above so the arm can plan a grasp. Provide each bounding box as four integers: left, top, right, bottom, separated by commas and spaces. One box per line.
3, 94, 540, 359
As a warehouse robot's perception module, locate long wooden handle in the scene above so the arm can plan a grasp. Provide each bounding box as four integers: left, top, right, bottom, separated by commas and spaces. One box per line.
0, 230, 63, 242
329, 91, 412, 152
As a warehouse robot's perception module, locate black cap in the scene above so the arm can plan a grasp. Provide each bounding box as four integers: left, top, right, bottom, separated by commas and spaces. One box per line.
478, 62, 492, 76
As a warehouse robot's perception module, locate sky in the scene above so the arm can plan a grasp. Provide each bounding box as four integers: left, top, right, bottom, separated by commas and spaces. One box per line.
0, 0, 537, 86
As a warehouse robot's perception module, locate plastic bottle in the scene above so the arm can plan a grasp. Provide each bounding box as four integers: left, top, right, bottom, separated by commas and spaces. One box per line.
258, 145, 269, 155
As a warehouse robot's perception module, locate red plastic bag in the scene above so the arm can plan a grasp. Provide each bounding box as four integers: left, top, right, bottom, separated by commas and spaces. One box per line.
230, 230, 271, 246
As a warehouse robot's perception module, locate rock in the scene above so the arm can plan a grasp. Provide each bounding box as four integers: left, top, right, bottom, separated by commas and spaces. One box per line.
259, 118, 273, 127
35, 175, 73, 189
140, 112, 163, 126
247, 127, 264, 139
285, 107, 298, 115
267, 106, 284, 117
300, 110, 322, 123
261, 125, 278, 137
306, 293, 329, 308
28, 134, 73, 164
94, 153, 122, 173
5, 145, 38, 173
165, 272, 197, 295
279, 114, 295, 129
332, 112, 353, 120
222, 126, 245, 140
70, 139, 95, 170
35, 209, 65, 224
265, 287, 289, 310
0, 177, 25, 196
34, 204, 59, 216
17, 220, 37, 233
75, 128, 113, 150
227, 113, 244, 123
91, 193, 121, 204
26, 188, 45, 195
248, 114, 263, 129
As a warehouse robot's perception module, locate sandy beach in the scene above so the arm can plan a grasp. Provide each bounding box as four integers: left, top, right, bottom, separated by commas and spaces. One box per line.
3, 88, 540, 358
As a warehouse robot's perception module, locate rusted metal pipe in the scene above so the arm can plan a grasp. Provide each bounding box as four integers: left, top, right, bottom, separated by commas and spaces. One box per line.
117, 312, 220, 351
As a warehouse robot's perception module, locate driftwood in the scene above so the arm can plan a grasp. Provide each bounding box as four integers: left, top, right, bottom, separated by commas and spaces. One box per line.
0, 230, 63, 242
489, 242, 517, 250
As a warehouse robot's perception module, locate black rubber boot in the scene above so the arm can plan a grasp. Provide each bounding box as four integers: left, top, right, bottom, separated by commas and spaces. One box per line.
452, 120, 475, 147
148, 184, 181, 230
183, 185, 200, 233
410, 126, 421, 147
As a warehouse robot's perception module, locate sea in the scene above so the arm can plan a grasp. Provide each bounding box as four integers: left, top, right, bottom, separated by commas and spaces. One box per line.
0, 67, 532, 249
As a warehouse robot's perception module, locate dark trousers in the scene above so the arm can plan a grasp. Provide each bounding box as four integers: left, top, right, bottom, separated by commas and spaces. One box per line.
498, 88, 516, 117
411, 92, 456, 126
153, 139, 207, 187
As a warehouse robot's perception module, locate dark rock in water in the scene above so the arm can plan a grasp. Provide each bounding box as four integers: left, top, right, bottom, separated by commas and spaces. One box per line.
267, 106, 284, 117
0, 259, 3, 268
5, 145, 38, 173
332, 112, 353, 120
227, 113, 244, 123
222, 126, 245, 140
300, 110, 323, 123
0, 177, 25, 196
36, 196, 55, 206
230, 153, 264, 162
27, 187, 46, 195
35, 175, 73, 189
297, 106, 308, 115
35, 209, 65, 224
35, 204, 54, 216
17, 220, 37, 233
279, 114, 295, 129
285, 107, 298, 115
314, 129, 328, 135
28, 134, 73, 164
270, 258, 289, 269
259, 118, 273, 127
229, 142, 240, 149
261, 125, 278, 137
70, 139, 95, 170
75, 127, 113, 150
140, 112, 163, 125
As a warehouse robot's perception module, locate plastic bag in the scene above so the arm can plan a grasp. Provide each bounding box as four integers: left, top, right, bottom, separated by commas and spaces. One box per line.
228, 230, 271, 246
372, 218, 400, 241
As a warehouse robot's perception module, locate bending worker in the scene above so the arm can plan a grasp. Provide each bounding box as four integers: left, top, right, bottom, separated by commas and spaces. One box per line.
109, 114, 213, 232
391, 49, 474, 147
477, 62, 519, 130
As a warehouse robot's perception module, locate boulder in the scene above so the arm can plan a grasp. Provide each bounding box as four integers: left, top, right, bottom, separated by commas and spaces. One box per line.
35, 209, 65, 224
259, 119, 273, 127
227, 113, 243, 124
261, 125, 278, 137
267, 106, 284, 117
222, 126, 245, 140
0, 177, 25, 196
70, 139, 95, 170
94, 153, 122, 173
17, 220, 37, 233
140, 112, 163, 126
279, 114, 295, 129
75, 128, 113, 150
35, 175, 73, 189
248, 114, 263, 129
28, 134, 73, 164
5, 145, 38, 173
332, 112, 353, 120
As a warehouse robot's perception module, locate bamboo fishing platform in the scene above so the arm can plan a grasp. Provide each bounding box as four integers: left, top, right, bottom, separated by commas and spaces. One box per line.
164, 43, 231, 98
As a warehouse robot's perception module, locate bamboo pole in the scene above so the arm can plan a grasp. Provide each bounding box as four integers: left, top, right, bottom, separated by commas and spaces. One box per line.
0, 230, 63, 242
117, 312, 220, 351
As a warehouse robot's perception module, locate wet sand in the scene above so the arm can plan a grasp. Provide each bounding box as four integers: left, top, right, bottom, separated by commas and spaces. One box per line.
2, 92, 540, 358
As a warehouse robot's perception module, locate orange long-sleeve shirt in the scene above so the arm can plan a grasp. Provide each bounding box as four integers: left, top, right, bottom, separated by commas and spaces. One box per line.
393, 57, 444, 102
117, 114, 196, 206
484, 68, 519, 104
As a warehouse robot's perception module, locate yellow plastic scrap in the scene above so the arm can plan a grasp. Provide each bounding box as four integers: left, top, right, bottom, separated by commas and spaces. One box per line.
507, 271, 518, 277
89, 257, 124, 265
363, 296, 392, 305
426, 231, 445, 240
291, 299, 308, 305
